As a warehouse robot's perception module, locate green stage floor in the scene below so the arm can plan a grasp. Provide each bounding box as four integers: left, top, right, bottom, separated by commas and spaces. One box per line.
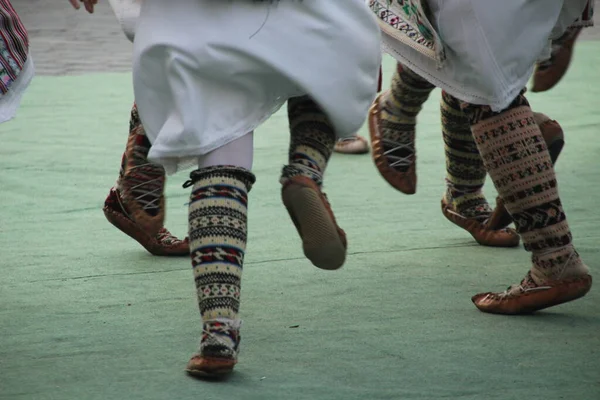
1, 49, 599, 399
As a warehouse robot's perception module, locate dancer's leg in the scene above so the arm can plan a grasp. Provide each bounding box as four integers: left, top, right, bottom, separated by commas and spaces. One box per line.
185, 133, 254, 376
103, 104, 188, 256
461, 95, 591, 314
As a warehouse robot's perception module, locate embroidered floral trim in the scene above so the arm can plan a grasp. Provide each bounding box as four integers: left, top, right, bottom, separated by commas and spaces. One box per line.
370, 0, 435, 51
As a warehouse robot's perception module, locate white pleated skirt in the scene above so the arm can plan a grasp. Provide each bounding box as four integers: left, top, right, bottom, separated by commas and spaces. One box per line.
377, 0, 589, 111
132, 1, 382, 174
107, 0, 140, 42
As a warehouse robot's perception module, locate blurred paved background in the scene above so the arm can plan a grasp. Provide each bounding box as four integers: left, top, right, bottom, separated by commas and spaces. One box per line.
13, 0, 133, 75
11, 0, 600, 76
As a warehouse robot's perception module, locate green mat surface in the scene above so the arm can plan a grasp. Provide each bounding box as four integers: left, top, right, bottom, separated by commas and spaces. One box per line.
1, 48, 600, 400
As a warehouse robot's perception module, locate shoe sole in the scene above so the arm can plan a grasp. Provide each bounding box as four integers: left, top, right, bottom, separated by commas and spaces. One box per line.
185, 357, 236, 378
334, 147, 370, 155
531, 28, 581, 93
334, 137, 371, 154
282, 184, 346, 270
185, 367, 234, 378
547, 138, 564, 165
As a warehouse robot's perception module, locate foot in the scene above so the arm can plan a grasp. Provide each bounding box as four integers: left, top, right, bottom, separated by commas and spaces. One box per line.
531, 27, 582, 93
186, 320, 240, 377
103, 187, 189, 256
441, 197, 520, 247
368, 91, 417, 194
281, 174, 347, 270
533, 112, 565, 163
334, 135, 370, 154
472, 271, 592, 315
486, 114, 565, 231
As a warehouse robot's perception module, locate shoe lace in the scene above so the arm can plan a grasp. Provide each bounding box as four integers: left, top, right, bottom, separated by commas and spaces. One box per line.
506, 250, 577, 294
156, 227, 184, 245
126, 162, 165, 212
381, 138, 414, 169
201, 319, 242, 353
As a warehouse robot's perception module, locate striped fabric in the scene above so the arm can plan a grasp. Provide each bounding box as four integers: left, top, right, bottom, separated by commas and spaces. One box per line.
0, 0, 28, 95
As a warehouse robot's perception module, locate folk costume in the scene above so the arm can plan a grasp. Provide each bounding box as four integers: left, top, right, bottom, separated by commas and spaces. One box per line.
368, 0, 592, 315
131, 0, 381, 375
0, 0, 33, 124
532, 0, 595, 92
103, 0, 188, 256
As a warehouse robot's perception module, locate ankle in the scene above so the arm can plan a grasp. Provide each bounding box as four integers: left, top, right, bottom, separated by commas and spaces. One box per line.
531, 246, 590, 282
382, 92, 417, 123
444, 188, 491, 220
200, 318, 241, 359
280, 164, 323, 186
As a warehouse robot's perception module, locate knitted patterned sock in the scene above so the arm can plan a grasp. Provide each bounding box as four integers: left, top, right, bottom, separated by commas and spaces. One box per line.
461, 95, 589, 285
281, 96, 335, 185
186, 166, 256, 359
379, 63, 435, 172
441, 91, 491, 220
116, 103, 166, 218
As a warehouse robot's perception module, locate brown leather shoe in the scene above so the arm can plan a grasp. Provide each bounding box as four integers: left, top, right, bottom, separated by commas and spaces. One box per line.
186, 355, 236, 377
531, 27, 582, 93
368, 91, 417, 194
534, 113, 565, 163
281, 175, 347, 270
186, 320, 239, 377
334, 135, 370, 154
441, 198, 520, 247
485, 197, 514, 233
104, 104, 188, 256
472, 273, 592, 315
486, 114, 564, 231
103, 187, 189, 256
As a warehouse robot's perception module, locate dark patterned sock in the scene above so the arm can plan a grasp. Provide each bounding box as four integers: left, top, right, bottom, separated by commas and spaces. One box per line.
186, 166, 255, 358
440, 91, 491, 220
379, 63, 435, 172
461, 95, 589, 283
281, 96, 335, 186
